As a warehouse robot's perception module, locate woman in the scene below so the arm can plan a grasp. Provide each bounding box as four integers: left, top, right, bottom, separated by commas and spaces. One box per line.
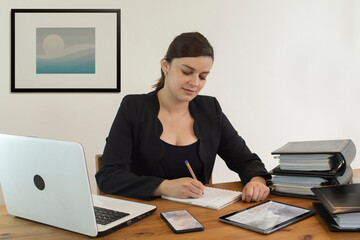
96, 32, 270, 202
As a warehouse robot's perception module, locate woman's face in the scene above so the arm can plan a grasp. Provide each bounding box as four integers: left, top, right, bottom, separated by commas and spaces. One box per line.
161, 56, 213, 103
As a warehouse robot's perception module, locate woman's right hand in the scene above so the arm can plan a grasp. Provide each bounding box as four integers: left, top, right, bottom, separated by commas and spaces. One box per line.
152, 177, 205, 199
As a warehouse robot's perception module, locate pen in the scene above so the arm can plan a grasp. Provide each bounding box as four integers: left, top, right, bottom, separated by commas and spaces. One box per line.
185, 160, 204, 195
185, 160, 198, 180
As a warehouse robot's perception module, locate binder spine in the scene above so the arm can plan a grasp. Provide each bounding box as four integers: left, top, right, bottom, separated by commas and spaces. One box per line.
340, 140, 356, 167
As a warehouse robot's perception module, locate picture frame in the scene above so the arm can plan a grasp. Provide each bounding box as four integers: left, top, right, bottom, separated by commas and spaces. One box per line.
11, 9, 121, 92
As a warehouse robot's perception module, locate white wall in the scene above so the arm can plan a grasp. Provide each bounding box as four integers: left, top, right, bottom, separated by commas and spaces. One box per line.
1, 0, 360, 205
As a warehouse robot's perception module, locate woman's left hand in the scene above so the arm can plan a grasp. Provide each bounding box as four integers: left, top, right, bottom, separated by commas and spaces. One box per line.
241, 176, 270, 202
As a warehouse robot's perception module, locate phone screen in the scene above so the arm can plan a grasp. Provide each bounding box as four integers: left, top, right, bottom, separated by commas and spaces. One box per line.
161, 210, 204, 233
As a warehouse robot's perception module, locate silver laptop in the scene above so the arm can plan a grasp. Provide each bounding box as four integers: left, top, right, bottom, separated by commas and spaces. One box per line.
0, 133, 156, 237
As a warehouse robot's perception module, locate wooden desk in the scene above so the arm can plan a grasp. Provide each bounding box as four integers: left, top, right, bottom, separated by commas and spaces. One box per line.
1, 170, 359, 240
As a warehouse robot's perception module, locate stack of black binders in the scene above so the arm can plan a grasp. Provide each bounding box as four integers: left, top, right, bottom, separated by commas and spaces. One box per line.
269, 139, 356, 199
311, 183, 360, 231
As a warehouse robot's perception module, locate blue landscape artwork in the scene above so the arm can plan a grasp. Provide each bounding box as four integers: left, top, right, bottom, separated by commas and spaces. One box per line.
36, 28, 95, 74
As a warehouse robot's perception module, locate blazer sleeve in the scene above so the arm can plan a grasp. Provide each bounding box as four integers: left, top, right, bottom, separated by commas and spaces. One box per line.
215, 99, 271, 185
95, 96, 164, 200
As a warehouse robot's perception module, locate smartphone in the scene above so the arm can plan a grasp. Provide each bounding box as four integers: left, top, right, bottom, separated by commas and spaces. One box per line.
160, 210, 204, 234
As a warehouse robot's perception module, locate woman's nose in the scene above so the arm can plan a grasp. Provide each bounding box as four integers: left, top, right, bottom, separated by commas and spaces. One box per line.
189, 75, 200, 86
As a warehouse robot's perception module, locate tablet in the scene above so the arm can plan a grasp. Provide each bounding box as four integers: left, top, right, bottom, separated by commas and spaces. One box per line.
219, 200, 315, 234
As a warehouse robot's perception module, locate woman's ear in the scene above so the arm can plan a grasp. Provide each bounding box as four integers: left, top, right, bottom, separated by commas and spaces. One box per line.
160, 58, 169, 75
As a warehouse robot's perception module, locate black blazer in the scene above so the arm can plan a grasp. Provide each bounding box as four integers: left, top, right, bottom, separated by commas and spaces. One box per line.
96, 90, 270, 200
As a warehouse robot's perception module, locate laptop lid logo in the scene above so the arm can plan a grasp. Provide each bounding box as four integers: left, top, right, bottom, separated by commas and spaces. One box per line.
34, 175, 45, 190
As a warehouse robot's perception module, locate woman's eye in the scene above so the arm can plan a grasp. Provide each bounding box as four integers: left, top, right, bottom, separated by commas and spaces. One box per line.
200, 74, 208, 80
182, 70, 192, 75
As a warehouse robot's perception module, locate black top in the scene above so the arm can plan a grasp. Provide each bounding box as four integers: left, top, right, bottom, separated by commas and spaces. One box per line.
160, 140, 205, 183
95, 90, 271, 200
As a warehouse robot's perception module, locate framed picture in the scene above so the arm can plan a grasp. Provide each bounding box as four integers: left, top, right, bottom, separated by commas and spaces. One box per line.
11, 9, 121, 92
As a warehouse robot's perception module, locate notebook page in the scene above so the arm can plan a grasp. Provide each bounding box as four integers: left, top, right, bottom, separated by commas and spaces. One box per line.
161, 187, 242, 210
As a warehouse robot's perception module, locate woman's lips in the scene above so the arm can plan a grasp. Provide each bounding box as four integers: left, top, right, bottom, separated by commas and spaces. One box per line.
183, 88, 195, 94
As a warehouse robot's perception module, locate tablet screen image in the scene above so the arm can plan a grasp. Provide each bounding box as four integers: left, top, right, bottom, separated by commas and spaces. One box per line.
219, 200, 315, 234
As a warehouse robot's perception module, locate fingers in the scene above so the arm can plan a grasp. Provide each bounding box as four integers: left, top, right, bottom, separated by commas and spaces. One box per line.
191, 179, 205, 192
242, 182, 270, 202
188, 179, 205, 198
242, 185, 252, 202
254, 186, 269, 202
162, 178, 205, 199
260, 187, 270, 201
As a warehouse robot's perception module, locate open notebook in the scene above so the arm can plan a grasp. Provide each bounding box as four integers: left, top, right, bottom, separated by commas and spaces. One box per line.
161, 187, 242, 210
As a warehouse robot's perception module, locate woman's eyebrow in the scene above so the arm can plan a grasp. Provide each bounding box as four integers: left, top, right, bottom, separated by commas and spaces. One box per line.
181, 64, 195, 70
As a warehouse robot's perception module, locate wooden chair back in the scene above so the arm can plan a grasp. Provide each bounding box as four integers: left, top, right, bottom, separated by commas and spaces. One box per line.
95, 154, 104, 195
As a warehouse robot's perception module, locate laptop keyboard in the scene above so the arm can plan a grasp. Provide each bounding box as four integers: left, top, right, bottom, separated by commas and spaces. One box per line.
94, 206, 130, 225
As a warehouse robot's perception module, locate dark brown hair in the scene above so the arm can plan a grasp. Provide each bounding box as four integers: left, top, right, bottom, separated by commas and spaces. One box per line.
153, 32, 214, 90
